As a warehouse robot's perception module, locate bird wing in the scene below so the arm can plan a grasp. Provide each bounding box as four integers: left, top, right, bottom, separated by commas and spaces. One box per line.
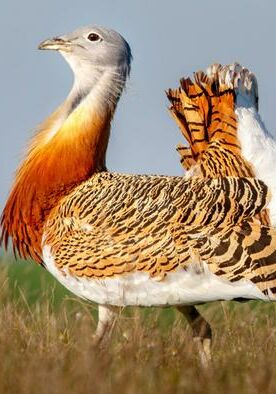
167, 66, 253, 177
42, 172, 276, 297
166, 77, 210, 163
167, 65, 270, 225
176, 144, 196, 171
180, 218, 276, 298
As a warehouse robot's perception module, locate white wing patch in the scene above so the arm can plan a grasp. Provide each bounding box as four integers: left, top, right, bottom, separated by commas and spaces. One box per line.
236, 106, 276, 226
43, 245, 269, 306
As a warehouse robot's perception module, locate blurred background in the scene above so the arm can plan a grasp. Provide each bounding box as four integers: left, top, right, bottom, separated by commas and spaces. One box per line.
1, 0, 276, 212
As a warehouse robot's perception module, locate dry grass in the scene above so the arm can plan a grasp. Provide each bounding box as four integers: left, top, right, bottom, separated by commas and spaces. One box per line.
0, 257, 275, 394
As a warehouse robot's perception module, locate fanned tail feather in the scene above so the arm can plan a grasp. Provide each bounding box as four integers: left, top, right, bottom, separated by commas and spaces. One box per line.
176, 144, 196, 171
206, 62, 259, 110
166, 77, 210, 161
167, 67, 244, 168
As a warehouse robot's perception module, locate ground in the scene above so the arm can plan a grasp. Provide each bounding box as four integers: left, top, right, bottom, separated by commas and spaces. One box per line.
0, 255, 275, 394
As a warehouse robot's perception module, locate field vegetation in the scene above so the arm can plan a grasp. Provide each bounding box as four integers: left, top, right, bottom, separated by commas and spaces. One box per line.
0, 254, 275, 394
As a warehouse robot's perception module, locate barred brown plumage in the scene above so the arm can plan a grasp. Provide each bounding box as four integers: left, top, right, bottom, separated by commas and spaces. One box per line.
167, 72, 249, 174
176, 145, 196, 170
41, 172, 276, 298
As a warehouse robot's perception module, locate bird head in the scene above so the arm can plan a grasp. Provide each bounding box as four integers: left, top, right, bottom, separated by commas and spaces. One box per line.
38, 26, 132, 89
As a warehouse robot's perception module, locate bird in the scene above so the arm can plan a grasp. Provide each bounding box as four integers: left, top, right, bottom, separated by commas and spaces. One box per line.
1, 27, 275, 365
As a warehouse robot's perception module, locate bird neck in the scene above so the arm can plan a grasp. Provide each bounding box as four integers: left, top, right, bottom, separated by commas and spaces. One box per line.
1, 68, 125, 262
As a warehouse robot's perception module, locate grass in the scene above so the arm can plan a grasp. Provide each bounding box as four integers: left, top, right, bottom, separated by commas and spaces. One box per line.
0, 254, 275, 394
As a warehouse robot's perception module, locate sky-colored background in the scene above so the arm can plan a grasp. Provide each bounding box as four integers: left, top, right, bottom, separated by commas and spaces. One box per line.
1, 0, 276, 210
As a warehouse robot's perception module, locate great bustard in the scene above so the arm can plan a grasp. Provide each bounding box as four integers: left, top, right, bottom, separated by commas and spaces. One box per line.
1, 27, 275, 365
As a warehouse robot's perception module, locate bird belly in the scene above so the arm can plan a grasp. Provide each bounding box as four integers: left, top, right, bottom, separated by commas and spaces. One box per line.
42, 245, 272, 306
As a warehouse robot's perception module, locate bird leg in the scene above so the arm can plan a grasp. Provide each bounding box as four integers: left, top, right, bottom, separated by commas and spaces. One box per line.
177, 305, 212, 366
93, 305, 118, 346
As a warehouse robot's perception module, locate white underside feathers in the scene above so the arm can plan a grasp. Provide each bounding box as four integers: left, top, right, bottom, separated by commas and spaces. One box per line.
43, 245, 271, 306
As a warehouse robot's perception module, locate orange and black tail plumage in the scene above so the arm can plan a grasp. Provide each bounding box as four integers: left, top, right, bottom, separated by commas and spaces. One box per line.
167, 67, 252, 174
167, 65, 269, 225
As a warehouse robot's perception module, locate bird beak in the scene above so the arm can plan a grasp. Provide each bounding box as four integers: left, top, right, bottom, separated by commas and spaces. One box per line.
38, 37, 72, 52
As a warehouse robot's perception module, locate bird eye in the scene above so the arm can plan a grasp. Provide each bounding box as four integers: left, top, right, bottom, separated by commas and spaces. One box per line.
87, 33, 101, 42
